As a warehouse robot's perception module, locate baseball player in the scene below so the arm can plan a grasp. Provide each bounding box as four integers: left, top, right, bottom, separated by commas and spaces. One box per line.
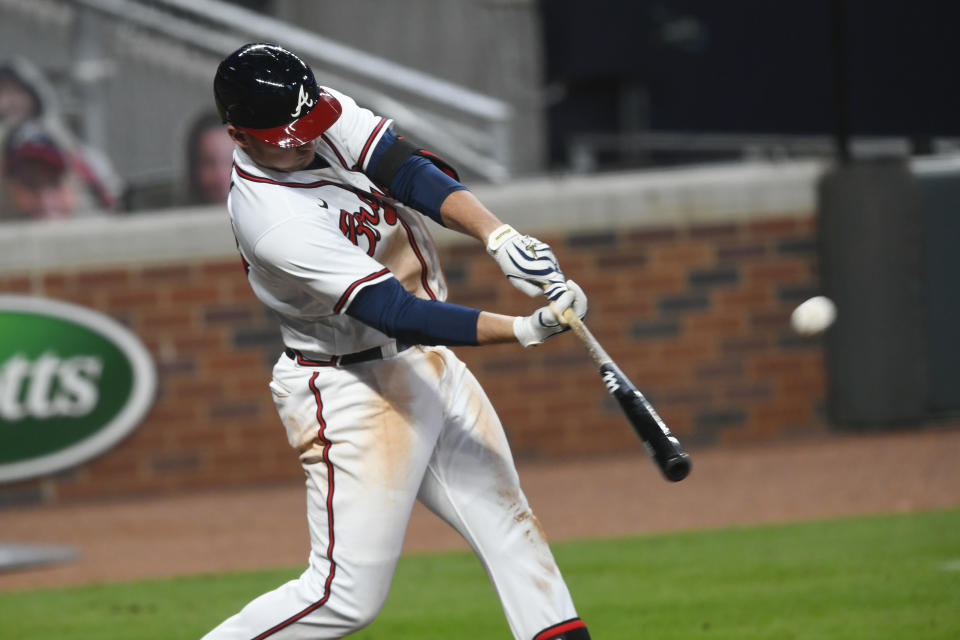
203, 43, 591, 640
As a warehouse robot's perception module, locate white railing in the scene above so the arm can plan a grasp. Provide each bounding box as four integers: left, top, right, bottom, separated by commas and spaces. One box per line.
154, 0, 510, 122
72, 0, 513, 181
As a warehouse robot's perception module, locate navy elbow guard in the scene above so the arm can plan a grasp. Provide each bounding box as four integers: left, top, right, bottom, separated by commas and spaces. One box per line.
366, 130, 465, 223
369, 131, 460, 187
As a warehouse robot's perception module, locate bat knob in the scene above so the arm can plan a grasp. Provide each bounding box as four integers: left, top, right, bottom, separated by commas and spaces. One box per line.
663, 453, 692, 482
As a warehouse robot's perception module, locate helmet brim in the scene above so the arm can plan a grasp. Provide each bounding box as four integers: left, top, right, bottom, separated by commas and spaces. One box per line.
237, 89, 342, 148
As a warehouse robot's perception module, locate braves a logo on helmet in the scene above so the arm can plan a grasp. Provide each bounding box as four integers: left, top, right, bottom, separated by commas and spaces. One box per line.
291, 84, 315, 117
339, 191, 398, 257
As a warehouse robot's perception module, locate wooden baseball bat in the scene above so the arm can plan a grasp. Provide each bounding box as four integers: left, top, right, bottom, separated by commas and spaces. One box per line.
556, 304, 692, 482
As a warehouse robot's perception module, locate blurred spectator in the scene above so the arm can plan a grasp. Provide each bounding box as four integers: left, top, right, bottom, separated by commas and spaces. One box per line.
0, 57, 121, 221
184, 112, 233, 205
0, 57, 51, 128
0, 120, 115, 221
1, 122, 77, 220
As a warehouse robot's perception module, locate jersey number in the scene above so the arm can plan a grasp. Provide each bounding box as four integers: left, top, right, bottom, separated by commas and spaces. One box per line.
338, 193, 398, 256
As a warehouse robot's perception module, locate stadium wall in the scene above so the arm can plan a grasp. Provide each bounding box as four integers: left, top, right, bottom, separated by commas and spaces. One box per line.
0, 161, 826, 505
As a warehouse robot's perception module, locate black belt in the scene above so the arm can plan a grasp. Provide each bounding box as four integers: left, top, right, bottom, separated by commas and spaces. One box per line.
285, 343, 410, 367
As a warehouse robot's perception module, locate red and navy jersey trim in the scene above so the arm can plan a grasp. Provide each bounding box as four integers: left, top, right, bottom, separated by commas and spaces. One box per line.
234, 162, 436, 302
250, 373, 336, 640
320, 133, 355, 172
234, 163, 383, 202
234, 163, 338, 189
357, 117, 388, 171
534, 618, 588, 640
395, 217, 436, 300
334, 267, 392, 314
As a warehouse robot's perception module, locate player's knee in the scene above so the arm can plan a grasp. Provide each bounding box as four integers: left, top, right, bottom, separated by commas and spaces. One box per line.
296, 588, 386, 635
293, 568, 387, 633
335, 579, 391, 632
342, 599, 385, 632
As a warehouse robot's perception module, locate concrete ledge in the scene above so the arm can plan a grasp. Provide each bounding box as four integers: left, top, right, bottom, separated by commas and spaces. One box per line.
470, 159, 824, 232
0, 160, 826, 272
0, 207, 236, 272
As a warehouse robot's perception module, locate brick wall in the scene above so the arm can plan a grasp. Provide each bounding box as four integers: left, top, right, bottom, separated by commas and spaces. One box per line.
0, 211, 824, 505
442, 214, 825, 458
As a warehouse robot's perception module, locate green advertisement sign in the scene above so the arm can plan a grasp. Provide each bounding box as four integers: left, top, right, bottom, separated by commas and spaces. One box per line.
0, 296, 157, 483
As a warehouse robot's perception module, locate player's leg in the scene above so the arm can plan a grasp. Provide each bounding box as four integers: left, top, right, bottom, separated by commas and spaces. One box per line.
202, 350, 448, 639
416, 347, 590, 640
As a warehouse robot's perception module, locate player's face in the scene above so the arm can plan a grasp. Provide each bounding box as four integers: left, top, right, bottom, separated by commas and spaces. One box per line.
227, 126, 317, 172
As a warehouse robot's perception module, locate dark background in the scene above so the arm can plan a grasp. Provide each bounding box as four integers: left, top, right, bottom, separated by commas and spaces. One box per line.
541, 0, 960, 167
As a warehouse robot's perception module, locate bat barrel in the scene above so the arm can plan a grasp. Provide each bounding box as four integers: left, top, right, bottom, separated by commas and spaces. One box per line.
641, 422, 692, 482
558, 300, 692, 483
662, 452, 692, 482
602, 363, 692, 482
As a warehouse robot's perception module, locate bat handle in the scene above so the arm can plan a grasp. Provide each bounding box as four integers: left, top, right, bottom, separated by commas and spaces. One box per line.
547, 294, 612, 368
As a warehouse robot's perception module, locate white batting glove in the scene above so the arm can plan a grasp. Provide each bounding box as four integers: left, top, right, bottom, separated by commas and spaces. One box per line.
486, 224, 567, 298
513, 280, 588, 347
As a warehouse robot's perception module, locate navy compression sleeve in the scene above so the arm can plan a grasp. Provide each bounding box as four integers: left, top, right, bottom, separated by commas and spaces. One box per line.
365, 129, 466, 224
346, 277, 480, 346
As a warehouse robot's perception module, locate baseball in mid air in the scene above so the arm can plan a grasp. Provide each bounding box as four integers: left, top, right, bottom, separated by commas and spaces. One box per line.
791, 296, 837, 336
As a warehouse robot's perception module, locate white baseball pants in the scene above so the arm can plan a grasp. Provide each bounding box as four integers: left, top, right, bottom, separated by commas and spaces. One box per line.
201, 345, 582, 640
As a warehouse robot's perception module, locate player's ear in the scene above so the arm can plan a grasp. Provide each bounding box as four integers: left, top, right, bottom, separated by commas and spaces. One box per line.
226, 125, 249, 148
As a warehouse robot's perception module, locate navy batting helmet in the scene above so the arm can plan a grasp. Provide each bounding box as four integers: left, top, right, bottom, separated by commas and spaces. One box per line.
214, 43, 341, 148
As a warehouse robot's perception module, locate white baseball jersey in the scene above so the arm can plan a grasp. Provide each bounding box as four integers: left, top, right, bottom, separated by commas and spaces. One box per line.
205, 85, 586, 640
228, 87, 446, 357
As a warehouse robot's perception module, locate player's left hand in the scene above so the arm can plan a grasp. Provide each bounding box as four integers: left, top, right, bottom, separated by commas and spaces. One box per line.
513, 280, 588, 347
486, 224, 566, 298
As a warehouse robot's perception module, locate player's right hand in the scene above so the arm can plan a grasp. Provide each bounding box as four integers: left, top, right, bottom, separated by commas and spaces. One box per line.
513, 280, 588, 347
486, 224, 567, 298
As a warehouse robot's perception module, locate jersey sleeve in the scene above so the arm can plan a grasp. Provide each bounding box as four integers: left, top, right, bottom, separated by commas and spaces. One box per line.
253, 216, 393, 315
347, 278, 480, 346
321, 86, 393, 173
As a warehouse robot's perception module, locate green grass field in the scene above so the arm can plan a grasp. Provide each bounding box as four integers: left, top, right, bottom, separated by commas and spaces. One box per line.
1, 509, 958, 639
